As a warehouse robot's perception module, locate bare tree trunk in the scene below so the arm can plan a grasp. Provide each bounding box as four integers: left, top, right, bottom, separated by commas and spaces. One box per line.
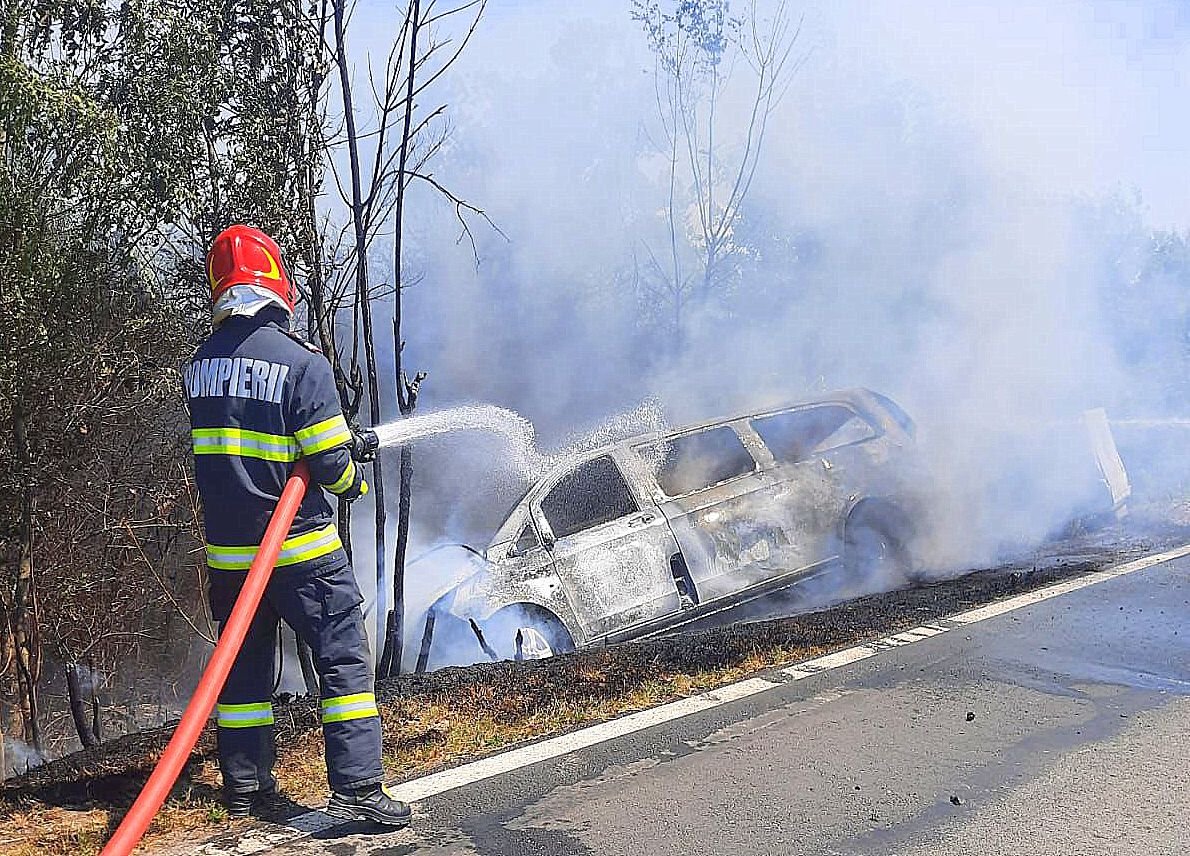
89, 657, 101, 742
295, 635, 318, 696
11, 403, 42, 752
673, 292, 682, 346
65, 662, 98, 748
1, 586, 15, 777
332, 0, 389, 658
376, 0, 423, 678
383, 444, 413, 674
0, 17, 20, 778
377, 339, 420, 676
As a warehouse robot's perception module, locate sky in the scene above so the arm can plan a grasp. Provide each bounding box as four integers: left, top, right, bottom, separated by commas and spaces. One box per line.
353, 0, 1190, 229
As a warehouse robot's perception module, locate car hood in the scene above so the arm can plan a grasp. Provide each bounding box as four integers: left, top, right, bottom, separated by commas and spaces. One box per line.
408, 543, 493, 615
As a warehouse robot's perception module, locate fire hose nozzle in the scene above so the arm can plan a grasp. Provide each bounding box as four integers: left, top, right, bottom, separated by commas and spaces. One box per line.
351, 428, 380, 462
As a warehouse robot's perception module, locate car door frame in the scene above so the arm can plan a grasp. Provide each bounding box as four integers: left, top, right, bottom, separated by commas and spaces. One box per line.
746, 399, 886, 562
528, 448, 685, 642
635, 420, 797, 604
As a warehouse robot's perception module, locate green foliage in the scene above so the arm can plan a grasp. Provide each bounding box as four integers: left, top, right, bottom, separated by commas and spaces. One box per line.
0, 0, 330, 751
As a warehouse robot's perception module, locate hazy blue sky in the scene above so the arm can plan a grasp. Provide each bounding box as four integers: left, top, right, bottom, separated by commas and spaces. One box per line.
350, 0, 1190, 229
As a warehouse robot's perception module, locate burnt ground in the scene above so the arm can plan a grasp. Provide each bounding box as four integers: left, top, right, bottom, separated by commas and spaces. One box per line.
3, 523, 1186, 817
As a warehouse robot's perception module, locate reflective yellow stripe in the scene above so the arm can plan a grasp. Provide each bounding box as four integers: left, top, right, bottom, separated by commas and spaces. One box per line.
294, 414, 352, 455
320, 692, 373, 708
216, 701, 274, 728
321, 692, 379, 724
206, 523, 342, 570
326, 459, 357, 495
191, 427, 300, 462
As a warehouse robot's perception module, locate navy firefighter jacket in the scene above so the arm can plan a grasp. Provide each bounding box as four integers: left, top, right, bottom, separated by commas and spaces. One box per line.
183, 307, 366, 571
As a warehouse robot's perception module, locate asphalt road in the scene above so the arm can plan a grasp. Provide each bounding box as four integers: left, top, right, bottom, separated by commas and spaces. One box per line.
208, 549, 1190, 856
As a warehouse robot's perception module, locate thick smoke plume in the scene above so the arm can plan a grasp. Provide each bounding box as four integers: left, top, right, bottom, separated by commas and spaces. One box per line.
344, 0, 1190, 653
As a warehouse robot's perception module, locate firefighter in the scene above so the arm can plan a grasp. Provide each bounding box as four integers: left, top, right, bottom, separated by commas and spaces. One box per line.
184, 224, 409, 827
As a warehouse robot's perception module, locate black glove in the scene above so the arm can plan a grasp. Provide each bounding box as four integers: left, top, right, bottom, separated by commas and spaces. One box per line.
350, 428, 379, 463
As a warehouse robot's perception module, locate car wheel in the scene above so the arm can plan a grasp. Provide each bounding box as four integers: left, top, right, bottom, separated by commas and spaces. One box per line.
484, 605, 575, 661
843, 513, 916, 589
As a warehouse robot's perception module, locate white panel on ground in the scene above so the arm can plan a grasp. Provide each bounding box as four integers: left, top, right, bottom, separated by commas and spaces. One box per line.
1084, 407, 1131, 516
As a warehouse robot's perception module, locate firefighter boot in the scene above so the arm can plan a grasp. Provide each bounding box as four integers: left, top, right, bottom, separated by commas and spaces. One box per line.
225, 787, 297, 820
325, 783, 411, 827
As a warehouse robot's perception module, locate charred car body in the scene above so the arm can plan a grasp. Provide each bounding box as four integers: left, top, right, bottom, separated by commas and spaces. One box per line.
415, 388, 921, 668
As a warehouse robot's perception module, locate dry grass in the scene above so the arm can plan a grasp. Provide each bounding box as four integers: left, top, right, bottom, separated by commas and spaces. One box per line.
0, 753, 229, 856
0, 638, 823, 855
370, 641, 821, 780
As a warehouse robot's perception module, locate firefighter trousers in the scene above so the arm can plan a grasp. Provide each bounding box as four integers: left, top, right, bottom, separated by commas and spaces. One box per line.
208, 551, 384, 794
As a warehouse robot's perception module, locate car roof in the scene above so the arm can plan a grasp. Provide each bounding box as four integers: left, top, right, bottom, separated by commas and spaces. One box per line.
552, 387, 896, 469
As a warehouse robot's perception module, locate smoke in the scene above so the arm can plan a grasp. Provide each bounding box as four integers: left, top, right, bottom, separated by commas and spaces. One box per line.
3, 736, 46, 779
341, 1, 1190, 651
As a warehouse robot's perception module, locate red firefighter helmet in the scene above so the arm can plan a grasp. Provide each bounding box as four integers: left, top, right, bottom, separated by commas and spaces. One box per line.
206, 225, 296, 311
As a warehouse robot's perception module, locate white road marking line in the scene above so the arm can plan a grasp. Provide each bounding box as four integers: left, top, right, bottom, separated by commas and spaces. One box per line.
902, 625, 947, 639
195, 678, 781, 856
195, 542, 1190, 855
389, 676, 779, 804
949, 543, 1190, 626
782, 645, 879, 679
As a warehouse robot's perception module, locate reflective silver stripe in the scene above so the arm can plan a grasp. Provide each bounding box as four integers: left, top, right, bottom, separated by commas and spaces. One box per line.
276, 527, 339, 564
207, 524, 342, 570
326, 459, 357, 494
190, 427, 301, 462
207, 548, 258, 570
216, 702, 274, 728
296, 415, 353, 455
192, 435, 295, 454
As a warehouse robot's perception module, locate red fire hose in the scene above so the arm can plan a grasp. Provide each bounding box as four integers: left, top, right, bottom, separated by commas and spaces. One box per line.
100, 460, 311, 856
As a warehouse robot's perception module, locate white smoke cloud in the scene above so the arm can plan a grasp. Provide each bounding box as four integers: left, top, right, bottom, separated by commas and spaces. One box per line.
341, 0, 1190, 627
3, 736, 46, 779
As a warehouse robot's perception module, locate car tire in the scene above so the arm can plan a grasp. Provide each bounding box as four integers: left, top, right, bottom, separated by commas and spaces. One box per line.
843, 510, 917, 589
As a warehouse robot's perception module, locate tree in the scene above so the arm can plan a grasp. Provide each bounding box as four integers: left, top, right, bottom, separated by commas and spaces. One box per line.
0, 0, 496, 773
323, 0, 494, 676
0, 0, 343, 763
0, 0, 216, 759
631, 0, 802, 342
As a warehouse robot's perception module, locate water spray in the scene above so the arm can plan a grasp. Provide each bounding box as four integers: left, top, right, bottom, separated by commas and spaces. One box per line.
372, 404, 539, 455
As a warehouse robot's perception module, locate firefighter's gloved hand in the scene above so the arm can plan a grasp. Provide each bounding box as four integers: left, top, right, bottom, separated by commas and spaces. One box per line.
351, 428, 379, 463
337, 475, 368, 503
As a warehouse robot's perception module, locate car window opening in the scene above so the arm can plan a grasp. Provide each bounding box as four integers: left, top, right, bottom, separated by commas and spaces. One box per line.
752, 405, 876, 464
650, 426, 755, 496
514, 522, 540, 554
541, 455, 639, 539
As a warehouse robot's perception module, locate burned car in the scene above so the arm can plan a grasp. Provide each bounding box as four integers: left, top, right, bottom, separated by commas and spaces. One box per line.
415, 388, 921, 668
